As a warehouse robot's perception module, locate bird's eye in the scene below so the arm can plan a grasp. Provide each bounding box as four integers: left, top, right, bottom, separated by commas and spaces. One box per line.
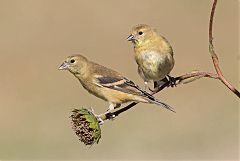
70, 59, 75, 63
138, 31, 143, 35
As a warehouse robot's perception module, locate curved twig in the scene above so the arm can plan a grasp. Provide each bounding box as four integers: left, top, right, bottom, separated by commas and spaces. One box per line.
208, 0, 240, 98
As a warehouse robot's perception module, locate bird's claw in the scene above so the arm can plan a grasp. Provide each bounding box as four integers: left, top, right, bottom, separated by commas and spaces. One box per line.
167, 75, 177, 87
97, 117, 104, 125
89, 107, 105, 125
151, 76, 177, 92
105, 112, 116, 120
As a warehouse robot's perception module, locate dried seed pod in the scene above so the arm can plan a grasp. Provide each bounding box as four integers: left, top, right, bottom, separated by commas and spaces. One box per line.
71, 108, 101, 145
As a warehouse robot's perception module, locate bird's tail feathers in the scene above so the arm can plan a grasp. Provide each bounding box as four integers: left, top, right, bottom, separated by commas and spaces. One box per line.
125, 80, 175, 112
139, 89, 175, 112
149, 98, 175, 113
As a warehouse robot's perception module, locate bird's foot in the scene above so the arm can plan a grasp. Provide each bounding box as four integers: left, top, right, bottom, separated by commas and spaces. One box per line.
105, 112, 116, 120
166, 75, 177, 87
97, 117, 105, 125
89, 108, 105, 125
104, 108, 116, 120
150, 76, 177, 92
150, 79, 168, 92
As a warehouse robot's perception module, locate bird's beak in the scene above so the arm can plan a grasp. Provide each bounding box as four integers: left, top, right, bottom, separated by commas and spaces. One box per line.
59, 61, 69, 70
127, 34, 135, 41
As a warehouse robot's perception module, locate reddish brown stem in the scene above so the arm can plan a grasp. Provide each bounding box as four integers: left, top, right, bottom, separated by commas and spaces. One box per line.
209, 0, 240, 98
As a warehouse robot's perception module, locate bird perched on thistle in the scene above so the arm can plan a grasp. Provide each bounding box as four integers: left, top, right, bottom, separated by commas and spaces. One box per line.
127, 24, 175, 90
59, 54, 175, 117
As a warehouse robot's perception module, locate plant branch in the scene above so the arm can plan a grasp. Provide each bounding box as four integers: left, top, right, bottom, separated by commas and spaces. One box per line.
209, 0, 240, 98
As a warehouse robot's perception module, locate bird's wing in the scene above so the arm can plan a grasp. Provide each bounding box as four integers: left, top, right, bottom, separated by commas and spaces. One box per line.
95, 75, 175, 112
89, 62, 144, 96
94, 75, 144, 96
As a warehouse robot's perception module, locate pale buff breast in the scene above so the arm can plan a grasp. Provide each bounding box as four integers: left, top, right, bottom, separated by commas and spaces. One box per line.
136, 51, 174, 81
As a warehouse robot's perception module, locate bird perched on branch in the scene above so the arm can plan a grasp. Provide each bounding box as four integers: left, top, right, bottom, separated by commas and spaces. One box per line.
59, 54, 174, 115
127, 24, 175, 90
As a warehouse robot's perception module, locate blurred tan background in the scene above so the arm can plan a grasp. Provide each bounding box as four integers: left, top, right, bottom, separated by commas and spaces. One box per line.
0, 0, 239, 160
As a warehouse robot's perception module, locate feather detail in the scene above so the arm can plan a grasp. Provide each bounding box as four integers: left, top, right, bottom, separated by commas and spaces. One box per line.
95, 75, 175, 112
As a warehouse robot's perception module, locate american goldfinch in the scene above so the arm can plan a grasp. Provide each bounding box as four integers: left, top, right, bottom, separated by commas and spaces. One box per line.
127, 24, 175, 89
59, 54, 174, 113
